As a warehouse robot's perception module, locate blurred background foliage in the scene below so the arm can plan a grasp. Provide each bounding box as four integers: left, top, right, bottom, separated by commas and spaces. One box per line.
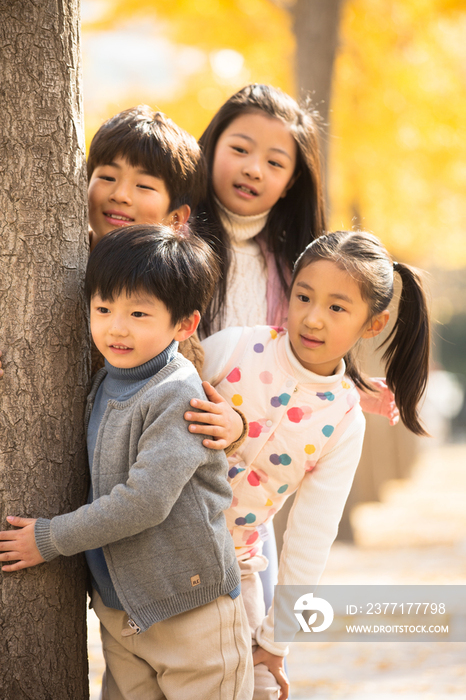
82, 0, 466, 394
82, 0, 295, 141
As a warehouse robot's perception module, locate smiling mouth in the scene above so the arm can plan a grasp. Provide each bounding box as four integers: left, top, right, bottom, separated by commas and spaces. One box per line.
234, 184, 258, 196
110, 344, 133, 352
104, 213, 134, 222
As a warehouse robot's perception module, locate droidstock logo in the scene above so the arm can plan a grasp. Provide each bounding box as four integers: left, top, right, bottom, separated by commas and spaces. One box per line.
294, 592, 334, 633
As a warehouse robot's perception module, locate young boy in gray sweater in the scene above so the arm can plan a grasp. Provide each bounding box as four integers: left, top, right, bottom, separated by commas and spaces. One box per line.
0, 225, 253, 700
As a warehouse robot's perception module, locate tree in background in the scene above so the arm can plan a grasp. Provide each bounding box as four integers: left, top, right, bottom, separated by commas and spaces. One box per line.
0, 1, 90, 697
82, 0, 295, 141
82, 0, 466, 270
292, 0, 343, 163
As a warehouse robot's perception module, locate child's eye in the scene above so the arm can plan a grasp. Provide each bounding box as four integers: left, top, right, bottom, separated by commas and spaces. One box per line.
297, 294, 310, 303
137, 184, 155, 191
269, 160, 284, 169
96, 306, 110, 314
132, 311, 147, 318
330, 304, 345, 313
99, 176, 115, 182
232, 146, 247, 154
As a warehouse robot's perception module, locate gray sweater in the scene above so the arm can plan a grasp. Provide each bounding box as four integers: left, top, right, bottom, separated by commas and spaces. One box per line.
35, 353, 240, 632
85, 342, 179, 611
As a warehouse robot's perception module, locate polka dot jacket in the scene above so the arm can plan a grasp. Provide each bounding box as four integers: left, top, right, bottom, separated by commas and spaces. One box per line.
213, 326, 361, 560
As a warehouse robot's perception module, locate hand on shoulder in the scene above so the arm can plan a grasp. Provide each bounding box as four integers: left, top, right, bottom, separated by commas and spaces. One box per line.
184, 381, 246, 453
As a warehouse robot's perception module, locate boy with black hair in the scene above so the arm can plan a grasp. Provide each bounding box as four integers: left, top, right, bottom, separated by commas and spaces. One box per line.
0, 225, 253, 700
87, 105, 206, 251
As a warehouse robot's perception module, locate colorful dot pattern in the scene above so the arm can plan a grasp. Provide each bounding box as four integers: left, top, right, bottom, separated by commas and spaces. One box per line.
269, 453, 292, 466
317, 391, 335, 401
226, 367, 241, 383
214, 326, 361, 558
228, 466, 245, 479
270, 393, 291, 408
274, 405, 313, 423
235, 512, 256, 526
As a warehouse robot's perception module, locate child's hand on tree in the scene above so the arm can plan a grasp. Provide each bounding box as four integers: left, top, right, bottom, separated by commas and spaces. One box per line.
0, 516, 45, 571
184, 381, 244, 450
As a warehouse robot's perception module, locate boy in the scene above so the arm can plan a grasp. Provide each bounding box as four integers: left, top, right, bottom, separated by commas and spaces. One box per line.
0, 225, 253, 700
86, 104, 206, 251
85, 104, 245, 445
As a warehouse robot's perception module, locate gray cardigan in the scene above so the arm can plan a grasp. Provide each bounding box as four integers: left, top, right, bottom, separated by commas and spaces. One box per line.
35, 354, 240, 632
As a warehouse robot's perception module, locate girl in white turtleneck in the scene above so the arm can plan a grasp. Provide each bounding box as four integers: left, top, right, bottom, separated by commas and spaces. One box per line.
196, 84, 325, 338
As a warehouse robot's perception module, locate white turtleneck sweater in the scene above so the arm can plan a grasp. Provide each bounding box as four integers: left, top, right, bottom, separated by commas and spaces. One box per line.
213, 200, 270, 333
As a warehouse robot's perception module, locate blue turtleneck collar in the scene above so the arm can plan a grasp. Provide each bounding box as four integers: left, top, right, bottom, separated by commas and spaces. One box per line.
103, 340, 178, 387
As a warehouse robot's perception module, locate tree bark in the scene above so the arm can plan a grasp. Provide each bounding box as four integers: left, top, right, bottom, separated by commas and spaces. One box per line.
293, 0, 344, 135
0, 1, 90, 698
273, 0, 346, 554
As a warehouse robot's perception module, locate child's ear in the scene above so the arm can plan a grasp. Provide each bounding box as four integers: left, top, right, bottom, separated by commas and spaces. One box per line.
174, 310, 201, 342
361, 310, 390, 339
165, 204, 191, 229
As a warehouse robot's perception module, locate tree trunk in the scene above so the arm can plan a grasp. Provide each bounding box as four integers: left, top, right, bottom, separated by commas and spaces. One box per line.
292, 0, 344, 205
273, 0, 345, 554
0, 1, 90, 698
293, 0, 344, 136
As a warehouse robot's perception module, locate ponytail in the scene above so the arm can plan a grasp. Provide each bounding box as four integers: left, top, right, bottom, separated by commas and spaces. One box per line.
381, 262, 430, 436
292, 231, 431, 436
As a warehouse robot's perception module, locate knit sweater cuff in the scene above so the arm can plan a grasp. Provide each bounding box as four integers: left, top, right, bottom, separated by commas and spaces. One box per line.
35, 518, 61, 561
225, 408, 248, 457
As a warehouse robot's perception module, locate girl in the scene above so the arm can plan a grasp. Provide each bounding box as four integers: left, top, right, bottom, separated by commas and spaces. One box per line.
199, 230, 430, 700
196, 82, 325, 337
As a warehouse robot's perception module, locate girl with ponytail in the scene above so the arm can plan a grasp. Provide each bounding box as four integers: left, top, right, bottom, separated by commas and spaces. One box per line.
194, 229, 430, 698
290, 230, 430, 435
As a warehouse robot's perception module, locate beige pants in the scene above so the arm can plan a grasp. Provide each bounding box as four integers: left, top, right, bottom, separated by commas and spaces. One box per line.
239, 556, 281, 700
93, 590, 253, 700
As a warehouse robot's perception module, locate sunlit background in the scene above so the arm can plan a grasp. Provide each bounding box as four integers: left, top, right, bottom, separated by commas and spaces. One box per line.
82, 2, 466, 259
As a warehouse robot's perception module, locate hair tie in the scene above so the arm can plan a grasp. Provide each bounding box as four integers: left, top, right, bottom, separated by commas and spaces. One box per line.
393, 261, 400, 271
